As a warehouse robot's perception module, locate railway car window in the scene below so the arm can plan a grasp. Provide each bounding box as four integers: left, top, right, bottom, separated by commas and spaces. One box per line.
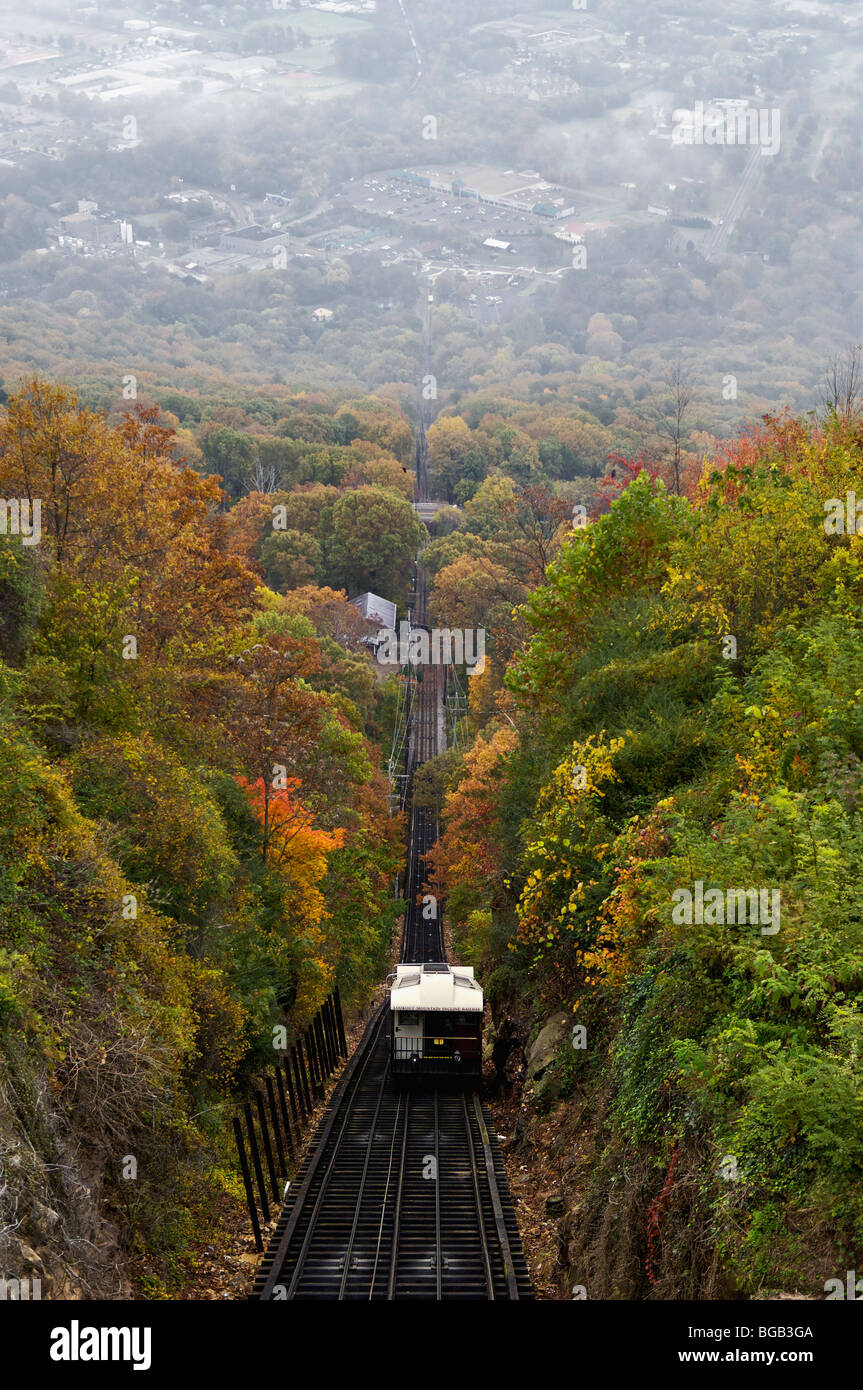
428, 1012, 478, 1033
396, 1011, 419, 1027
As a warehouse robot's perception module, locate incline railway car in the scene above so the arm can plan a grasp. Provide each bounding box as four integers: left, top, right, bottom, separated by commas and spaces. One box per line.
389, 961, 484, 1080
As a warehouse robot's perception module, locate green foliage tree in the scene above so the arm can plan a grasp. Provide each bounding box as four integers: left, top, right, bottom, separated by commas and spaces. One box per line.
328, 486, 427, 603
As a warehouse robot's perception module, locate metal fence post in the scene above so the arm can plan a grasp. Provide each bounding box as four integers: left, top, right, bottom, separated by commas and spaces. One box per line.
334, 986, 348, 1057
255, 1090, 279, 1203
232, 1116, 263, 1252
243, 1100, 270, 1223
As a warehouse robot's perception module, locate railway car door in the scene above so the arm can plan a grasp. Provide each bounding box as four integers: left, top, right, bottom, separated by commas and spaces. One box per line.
393, 1008, 422, 1066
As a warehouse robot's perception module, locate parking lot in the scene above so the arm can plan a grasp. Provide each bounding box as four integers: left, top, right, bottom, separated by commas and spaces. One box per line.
341, 173, 552, 246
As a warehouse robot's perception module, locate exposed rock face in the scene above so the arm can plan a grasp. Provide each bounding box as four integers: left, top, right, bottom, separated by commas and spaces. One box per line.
490, 1016, 523, 1088
1, 1067, 131, 1300
525, 1012, 569, 1083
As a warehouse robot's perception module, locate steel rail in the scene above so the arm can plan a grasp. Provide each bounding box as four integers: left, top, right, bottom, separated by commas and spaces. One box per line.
368, 1091, 405, 1300
257, 1006, 386, 1300
336, 1066, 392, 1299
283, 1018, 388, 1298
434, 1089, 442, 1301
472, 1092, 520, 1300
462, 1093, 495, 1298
386, 1090, 411, 1300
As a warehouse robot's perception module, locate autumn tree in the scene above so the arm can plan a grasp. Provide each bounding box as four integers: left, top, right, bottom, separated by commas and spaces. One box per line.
429, 725, 519, 931
328, 486, 427, 603
427, 416, 488, 502
0, 382, 259, 680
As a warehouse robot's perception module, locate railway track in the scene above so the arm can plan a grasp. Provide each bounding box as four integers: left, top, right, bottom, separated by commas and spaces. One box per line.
251, 313, 532, 1300
402, 636, 442, 964
252, 594, 531, 1299
252, 1008, 529, 1299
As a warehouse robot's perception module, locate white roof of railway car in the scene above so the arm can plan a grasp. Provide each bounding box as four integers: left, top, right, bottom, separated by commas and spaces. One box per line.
390, 963, 484, 1013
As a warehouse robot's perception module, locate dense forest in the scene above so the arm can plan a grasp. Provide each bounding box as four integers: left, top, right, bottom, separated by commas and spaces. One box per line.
428, 406, 863, 1297
3, 363, 863, 1301
0, 380, 406, 1296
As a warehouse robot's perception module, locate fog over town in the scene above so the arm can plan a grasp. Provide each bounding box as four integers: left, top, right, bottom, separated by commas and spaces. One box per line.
0, 0, 858, 421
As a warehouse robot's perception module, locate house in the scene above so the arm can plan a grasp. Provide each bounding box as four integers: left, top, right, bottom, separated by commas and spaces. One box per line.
311, 307, 334, 321
350, 593, 397, 630
350, 592, 397, 658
